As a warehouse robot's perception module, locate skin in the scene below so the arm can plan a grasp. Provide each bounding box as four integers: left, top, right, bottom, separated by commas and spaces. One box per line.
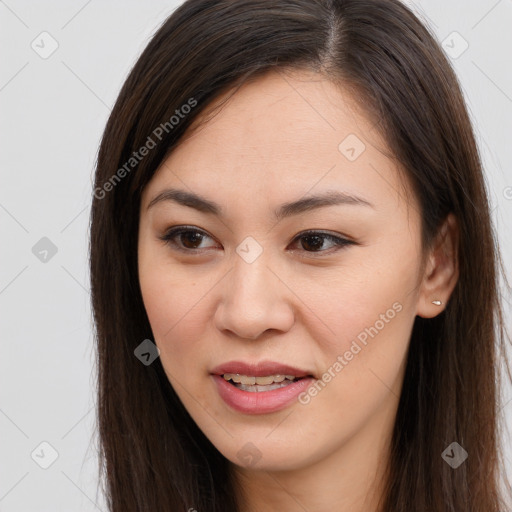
138, 68, 459, 512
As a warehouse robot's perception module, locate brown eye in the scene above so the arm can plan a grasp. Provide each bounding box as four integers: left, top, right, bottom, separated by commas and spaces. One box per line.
179, 231, 205, 249
160, 227, 355, 257
160, 227, 218, 253
299, 234, 325, 251
290, 231, 355, 255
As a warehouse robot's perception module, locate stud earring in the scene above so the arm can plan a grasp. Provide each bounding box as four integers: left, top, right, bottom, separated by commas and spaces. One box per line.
431, 300, 443, 306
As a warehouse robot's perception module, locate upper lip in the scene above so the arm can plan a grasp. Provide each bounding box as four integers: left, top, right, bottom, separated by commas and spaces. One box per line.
210, 360, 313, 378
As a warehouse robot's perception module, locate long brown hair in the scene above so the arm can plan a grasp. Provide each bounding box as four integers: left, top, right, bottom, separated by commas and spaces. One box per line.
89, 0, 512, 510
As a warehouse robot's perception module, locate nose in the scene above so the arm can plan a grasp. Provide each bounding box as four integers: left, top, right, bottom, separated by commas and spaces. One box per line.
214, 253, 295, 341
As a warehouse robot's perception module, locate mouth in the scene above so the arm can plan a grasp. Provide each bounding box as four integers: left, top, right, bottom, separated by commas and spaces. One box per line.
221, 373, 307, 392
210, 360, 316, 414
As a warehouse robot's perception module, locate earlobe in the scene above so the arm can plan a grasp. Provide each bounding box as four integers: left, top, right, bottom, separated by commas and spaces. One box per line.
416, 213, 459, 319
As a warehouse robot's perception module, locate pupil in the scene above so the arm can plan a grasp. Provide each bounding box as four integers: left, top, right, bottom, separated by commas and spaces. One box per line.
182, 232, 202, 248
302, 235, 322, 251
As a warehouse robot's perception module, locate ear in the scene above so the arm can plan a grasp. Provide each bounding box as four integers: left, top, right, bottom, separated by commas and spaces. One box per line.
416, 213, 459, 319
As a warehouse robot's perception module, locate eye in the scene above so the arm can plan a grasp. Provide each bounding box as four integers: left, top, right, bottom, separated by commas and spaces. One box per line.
160, 226, 355, 257
159, 226, 219, 253
288, 230, 355, 256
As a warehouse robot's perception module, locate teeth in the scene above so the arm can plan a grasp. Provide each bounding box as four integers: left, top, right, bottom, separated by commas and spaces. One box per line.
222, 373, 298, 385
237, 382, 291, 392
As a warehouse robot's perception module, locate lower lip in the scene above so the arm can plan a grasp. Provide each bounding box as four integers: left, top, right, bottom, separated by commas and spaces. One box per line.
212, 374, 315, 414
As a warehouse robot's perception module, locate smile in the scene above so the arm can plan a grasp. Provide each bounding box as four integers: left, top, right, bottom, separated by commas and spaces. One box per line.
222, 373, 302, 392
212, 374, 315, 414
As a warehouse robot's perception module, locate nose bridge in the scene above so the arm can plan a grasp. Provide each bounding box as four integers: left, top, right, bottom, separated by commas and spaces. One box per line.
214, 244, 294, 339
231, 250, 272, 306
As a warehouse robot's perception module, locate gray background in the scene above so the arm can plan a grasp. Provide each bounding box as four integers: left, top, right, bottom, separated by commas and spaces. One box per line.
1, 1, 511, 510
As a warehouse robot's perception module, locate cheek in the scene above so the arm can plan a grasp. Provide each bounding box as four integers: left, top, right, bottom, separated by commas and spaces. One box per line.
305, 246, 419, 356
299, 304, 414, 451
295, 244, 419, 426
300, 244, 417, 380
138, 256, 218, 376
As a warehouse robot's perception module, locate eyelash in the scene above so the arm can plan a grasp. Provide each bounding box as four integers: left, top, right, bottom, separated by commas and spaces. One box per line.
159, 226, 356, 257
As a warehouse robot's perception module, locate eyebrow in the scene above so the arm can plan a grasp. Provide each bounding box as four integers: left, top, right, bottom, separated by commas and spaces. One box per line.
147, 187, 374, 220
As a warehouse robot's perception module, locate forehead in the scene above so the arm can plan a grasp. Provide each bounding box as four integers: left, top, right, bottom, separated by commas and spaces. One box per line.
142, 69, 412, 216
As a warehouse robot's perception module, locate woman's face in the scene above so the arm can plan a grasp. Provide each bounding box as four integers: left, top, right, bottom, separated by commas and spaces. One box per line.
138, 69, 429, 473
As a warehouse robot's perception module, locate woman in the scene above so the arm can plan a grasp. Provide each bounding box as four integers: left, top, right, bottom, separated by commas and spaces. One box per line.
89, 0, 512, 510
